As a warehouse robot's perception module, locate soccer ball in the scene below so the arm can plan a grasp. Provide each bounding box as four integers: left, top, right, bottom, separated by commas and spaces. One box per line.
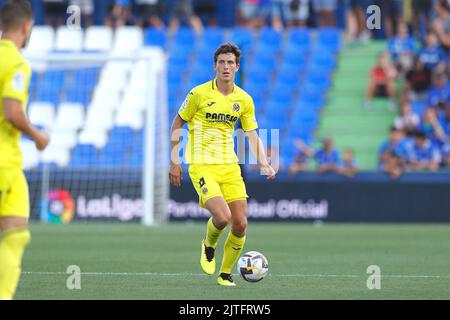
237, 251, 269, 282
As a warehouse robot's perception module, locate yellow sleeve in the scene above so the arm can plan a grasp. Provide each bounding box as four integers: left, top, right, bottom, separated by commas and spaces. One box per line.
241, 95, 258, 132
2, 62, 30, 106
178, 89, 199, 122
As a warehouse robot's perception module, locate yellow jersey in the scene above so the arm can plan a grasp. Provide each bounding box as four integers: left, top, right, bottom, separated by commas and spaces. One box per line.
178, 79, 258, 164
0, 39, 31, 169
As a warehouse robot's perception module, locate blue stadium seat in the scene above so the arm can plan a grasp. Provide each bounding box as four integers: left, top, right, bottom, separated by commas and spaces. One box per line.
69, 144, 98, 168
110, 126, 135, 142
304, 71, 331, 92
35, 87, 60, 105
310, 51, 336, 70
316, 28, 341, 52
195, 46, 216, 65
229, 27, 254, 50
173, 28, 196, 46
263, 108, 289, 129
286, 27, 311, 49
144, 28, 167, 48
65, 87, 91, 106
258, 27, 282, 49
277, 66, 301, 84
171, 42, 196, 56
281, 53, 307, 72
267, 91, 293, 108
188, 65, 214, 84
245, 67, 272, 85
199, 27, 224, 49
71, 67, 100, 87
248, 56, 277, 73
42, 70, 66, 90
245, 78, 271, 91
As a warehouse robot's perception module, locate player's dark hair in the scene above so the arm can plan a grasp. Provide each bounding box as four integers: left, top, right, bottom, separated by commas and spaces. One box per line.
0, 0, 33, 31
214, 43, 241, 65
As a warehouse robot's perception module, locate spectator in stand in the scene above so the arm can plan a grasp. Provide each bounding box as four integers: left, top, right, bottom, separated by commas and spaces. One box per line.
288, 139, 311, 174
134, 0, 165, 29
388, 22, 416, 74
439, 104, 450, 136
339, 148, 358, 177
403, 58, 432, 104
428, 72, 450, 110
43, 0, 69, 27
238, 0, 271, 28
394, 101, 421, 135
313, 0, 337, 27
432, 0, 450, 51
365, 52, 398, 110
169, 0, 203, 35
442, 141, 450, 167
412, 0, 433, 38
379, 127, 408, 178
418, 32, 445, 70
105, 0, 131, 28
194, 0, 218, 26
406, 130, 441, 171
419, 107, 447, 146
346, 0, 371, 44
376, 0, 403, 39
271, 0, 310, 30
295, 138, 342, 174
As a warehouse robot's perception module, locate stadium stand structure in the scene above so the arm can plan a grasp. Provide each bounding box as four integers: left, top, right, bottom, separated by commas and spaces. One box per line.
23, 26, 342, 170
316, 41, 396, 170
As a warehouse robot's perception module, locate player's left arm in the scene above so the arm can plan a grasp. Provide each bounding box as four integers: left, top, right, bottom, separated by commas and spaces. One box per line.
241, 95, 276, 179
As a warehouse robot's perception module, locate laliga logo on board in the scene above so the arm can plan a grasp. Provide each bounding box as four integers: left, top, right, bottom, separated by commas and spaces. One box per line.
43, 190, 75, 224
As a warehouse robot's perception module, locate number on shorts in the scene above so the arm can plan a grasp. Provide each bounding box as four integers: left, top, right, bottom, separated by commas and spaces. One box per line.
199, 177, 205, 188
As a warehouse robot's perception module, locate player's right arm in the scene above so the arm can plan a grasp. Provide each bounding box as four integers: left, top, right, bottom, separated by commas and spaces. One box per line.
169, 114, 186, 187
3, 98, 49, 150
169, 90, 199, 187
2, 62, 49, 151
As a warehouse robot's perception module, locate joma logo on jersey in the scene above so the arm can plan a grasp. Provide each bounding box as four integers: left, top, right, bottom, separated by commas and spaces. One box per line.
205, 113, 238, 122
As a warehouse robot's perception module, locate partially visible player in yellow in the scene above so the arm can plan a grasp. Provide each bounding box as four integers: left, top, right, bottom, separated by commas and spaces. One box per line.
0, 0, 50, 300
169, 43, 276, 286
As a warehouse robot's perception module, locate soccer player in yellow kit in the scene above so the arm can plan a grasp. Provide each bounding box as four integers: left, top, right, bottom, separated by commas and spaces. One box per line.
169, 44, 276, 286
0, 0, 50, 300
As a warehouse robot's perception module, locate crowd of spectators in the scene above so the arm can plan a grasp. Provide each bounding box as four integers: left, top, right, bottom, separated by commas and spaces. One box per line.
369, 0, 450, 177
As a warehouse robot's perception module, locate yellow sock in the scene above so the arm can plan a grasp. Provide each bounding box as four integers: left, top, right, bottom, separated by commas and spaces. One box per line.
204, 217, 225, 248
0, 228, 31, 300
219, 232, 246, 274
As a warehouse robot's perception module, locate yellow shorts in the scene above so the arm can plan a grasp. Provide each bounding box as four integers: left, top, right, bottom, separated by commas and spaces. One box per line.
188, 163, 248, 208
0, 168, 30, 219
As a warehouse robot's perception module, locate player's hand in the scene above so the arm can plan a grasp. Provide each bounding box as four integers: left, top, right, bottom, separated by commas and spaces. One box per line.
169, 163, 182, 187
261, 164, 276, 180
34, 131, 50, 151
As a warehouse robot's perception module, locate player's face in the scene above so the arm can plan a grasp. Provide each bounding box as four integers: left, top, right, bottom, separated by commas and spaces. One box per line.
215, 53, 239, 83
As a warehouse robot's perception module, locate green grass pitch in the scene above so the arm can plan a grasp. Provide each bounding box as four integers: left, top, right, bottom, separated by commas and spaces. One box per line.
16, 222, 450, 300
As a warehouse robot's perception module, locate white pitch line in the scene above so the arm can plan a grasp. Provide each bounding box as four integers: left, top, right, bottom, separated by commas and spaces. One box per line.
21, 272, 450, 279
